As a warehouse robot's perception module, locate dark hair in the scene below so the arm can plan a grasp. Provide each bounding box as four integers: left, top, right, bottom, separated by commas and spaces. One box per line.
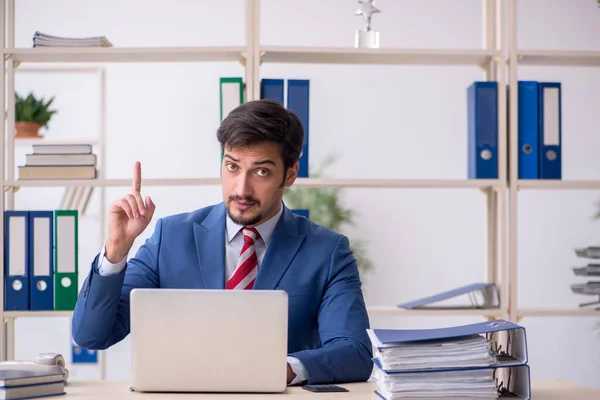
217, 99, 304, 172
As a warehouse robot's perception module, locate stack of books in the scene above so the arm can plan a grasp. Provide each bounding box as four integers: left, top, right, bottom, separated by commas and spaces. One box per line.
571, 246, 600, 310
368, 320, 531, 399
0, 369, 65, 398
18, 143, 97, 180
32, 31, 112, 47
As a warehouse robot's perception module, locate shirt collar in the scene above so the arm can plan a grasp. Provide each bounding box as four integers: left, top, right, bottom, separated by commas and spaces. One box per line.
226, 202, 283, 245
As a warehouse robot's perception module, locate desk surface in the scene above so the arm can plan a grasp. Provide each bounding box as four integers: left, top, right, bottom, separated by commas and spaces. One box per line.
62, 379, 599, 399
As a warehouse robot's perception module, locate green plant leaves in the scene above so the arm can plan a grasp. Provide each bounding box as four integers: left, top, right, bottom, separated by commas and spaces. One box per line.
283, 152, 374, 278
15, 92, 57, 128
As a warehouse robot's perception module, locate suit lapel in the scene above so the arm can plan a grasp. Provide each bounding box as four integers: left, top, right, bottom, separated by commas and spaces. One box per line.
254, 206, 306, 290
192, 203, 226, 289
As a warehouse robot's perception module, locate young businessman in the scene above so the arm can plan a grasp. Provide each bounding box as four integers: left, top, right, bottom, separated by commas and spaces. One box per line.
71, 99, 373, 385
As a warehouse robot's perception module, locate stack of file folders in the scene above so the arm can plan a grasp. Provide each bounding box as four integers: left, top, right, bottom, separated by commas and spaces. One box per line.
571, 246, 600, 310
368, 319, 530, 399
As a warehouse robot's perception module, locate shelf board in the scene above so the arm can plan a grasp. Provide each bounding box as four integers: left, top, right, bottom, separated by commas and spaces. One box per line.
517, 180, 600, 190
260, 46, 499, 66
517, 308, 600, 317
11, 139, 100, 147
367, 306, 504, 317
15, 64, 105, 73
4, 311, 73, 319
369, 306, 600, 317
5, 178, 220, 188
4, 46, 246, 63
7, 308, 597, 319
4, 178, 501, 189
293, 178, 501, 189
517, 50, 600, 67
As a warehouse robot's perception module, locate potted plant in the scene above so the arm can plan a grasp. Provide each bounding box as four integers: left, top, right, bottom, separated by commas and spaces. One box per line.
283, 152, 374, 279
15, 92, 57, 138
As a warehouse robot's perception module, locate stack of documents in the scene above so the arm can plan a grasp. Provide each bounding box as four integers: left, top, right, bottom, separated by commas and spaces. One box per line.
32, 31, 112, 47
572, 265, 600, 277
574, 246, 600, 259
368, 320, 531, 399
371, 333, 496, 372
372, 367, 499, 399
571, 247, 600, 310
0, 369, 65, 398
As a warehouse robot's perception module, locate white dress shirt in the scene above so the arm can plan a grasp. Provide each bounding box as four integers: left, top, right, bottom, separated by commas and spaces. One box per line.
97, 203, 308, 385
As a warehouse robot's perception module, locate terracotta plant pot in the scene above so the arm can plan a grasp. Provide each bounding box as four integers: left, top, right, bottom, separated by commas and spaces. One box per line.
15, 121, 42, 138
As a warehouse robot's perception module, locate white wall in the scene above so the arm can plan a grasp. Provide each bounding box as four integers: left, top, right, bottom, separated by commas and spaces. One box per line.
10, 0, 600, 389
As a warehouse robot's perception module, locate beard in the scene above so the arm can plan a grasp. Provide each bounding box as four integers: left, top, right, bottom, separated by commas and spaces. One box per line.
226, 195, 263, 226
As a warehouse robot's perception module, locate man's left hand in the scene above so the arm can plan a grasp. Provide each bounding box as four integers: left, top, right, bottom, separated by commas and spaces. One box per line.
287, 363, 296, 384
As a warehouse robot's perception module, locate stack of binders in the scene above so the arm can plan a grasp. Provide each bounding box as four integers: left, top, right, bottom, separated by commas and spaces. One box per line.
570, 246, 600, 310
396, 282, 500, 310
515, 81, 562, 180
4, 210, 79, 312
467, 80, 562, 181
368, 319, 531, 399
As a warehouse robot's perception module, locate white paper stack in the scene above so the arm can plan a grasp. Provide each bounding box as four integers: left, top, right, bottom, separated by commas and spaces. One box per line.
371, 333, 497, 372
32, 31, 112, 47
372, 367, 499, 399
367, 323, 506, 399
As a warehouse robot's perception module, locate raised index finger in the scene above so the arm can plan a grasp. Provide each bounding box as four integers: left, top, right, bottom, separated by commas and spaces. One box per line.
132, 161, 142, 193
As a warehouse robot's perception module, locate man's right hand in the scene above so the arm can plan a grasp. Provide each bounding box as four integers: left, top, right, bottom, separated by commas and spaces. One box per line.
105, 161, 156, 263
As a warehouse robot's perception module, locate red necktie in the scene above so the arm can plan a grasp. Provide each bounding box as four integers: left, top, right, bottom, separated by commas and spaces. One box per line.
226, 227, 260, 290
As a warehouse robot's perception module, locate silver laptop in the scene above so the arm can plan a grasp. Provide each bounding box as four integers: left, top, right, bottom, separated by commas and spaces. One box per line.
129, 288, 289, 393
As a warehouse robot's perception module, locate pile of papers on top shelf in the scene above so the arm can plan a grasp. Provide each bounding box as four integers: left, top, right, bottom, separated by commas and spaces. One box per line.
367, 319, 531, 399
32, 31, 112, 47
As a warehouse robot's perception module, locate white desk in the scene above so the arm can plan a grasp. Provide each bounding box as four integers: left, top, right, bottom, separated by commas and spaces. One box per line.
62, 379, 599, 399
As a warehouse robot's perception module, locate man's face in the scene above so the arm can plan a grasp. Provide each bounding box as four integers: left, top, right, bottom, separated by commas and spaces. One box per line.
222, 142, 298, 227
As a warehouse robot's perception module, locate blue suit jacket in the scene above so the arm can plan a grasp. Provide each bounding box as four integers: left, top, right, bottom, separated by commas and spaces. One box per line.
71, 202, 373, 384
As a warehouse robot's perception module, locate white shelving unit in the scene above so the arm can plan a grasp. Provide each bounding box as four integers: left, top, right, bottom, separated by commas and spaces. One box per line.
1, 42, 108, 380
250, 0, 510, 326
1, 0, 598, 379
0, 0, 110, 377
506, 0, 600, 322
